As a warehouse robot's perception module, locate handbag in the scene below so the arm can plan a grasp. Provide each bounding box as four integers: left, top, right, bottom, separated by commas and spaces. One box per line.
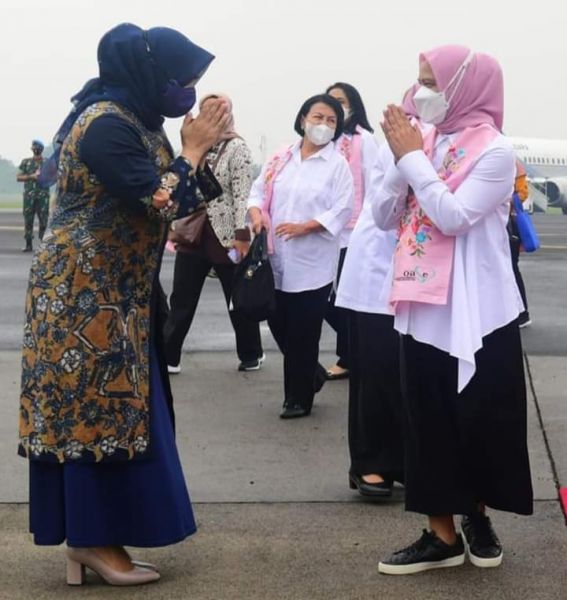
168, 141, 230, 249
512, 193, 540, 253
230, 228, 276, 322
168, 207, 208, 247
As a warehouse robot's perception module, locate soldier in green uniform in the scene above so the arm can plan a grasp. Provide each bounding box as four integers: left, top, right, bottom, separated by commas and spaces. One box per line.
16, 140, 50, 252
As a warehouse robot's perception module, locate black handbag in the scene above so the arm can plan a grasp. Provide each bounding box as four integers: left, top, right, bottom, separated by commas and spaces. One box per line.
231, 228, 276, 322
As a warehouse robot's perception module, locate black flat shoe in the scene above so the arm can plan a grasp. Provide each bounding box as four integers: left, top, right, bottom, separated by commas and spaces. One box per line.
279, 404, 311, 419
349, 473, 393, 497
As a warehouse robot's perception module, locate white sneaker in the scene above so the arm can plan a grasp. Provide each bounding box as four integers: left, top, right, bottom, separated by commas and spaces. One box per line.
167, 364, 181, 374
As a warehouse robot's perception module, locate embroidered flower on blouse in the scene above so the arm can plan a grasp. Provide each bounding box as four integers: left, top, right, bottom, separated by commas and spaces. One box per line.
78, 400, 102, 428
75, 288, 96, 314
133, 435, 148, 453
52, 256, 69, 277
60, 348, 82, 373
50, 299, 65, 316
63, 439, 84, 460
33, 411, 47, 433
339, 135, 352, 162
29, 436, 44, 457
36, 293, 49, 313
101, 436, 119, 456
55, 282, 69, 297
23, 327, 34, 348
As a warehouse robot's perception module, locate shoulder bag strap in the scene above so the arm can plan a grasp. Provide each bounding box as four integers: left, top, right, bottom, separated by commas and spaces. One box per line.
210, 140, 231, 175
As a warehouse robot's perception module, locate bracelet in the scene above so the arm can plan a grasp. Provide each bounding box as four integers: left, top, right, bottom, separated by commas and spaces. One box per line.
159, 171, 180, 195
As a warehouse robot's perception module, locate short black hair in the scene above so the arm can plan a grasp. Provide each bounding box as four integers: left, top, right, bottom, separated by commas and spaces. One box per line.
294, 94, 344, 142
326, 82, 374, 135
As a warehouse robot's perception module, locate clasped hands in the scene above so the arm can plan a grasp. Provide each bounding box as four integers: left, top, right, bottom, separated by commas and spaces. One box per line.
153, 98, 231, 210
250, 212, 311, 241
381, 104, 423, 162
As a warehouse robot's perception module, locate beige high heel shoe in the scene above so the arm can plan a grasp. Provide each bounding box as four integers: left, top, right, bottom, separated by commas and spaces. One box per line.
66, 547, 160, 586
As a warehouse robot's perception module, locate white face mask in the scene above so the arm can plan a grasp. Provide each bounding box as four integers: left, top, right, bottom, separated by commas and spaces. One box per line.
343, 106, 352, 120
412, 86, 449, 125
413, 51, 475, 125
304, 122, 335, 146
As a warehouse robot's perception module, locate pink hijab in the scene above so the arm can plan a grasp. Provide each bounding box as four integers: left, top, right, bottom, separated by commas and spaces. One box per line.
199, 92, 241, 140
401, 83, 419, 118
420, 44, 504, 134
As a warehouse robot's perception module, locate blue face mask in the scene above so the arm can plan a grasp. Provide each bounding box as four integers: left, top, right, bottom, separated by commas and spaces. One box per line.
159, 80, 197, 117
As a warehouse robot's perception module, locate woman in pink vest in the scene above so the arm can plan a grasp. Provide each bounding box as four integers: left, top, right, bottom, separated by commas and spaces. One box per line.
323, 82, 377, 382
374, 45, 533, 575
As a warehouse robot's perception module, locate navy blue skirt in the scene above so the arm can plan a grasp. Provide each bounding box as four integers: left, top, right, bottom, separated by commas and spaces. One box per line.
29, 349, 196, 547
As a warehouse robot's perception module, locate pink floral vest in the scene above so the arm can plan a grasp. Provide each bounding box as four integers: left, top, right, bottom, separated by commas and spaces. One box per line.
262, 145, 294, 253
390, 124, 499, 310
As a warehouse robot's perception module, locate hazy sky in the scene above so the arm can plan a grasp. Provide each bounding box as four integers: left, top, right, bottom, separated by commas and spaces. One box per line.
2, 0, 567, 164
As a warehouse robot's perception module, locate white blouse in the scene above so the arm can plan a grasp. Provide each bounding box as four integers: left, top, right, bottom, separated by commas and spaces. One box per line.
336, 128, 381, 249
372, 133, 522, 391
335, 142, 397, 314
248, 140, 353, 293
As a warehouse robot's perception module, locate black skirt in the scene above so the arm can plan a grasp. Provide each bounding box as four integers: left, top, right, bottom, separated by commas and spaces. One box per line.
400, 320, 533, 517
347, 311, 404, 480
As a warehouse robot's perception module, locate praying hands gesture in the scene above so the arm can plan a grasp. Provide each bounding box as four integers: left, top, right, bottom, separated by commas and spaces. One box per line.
381, 104, 423, 162
180, 98, 231, 168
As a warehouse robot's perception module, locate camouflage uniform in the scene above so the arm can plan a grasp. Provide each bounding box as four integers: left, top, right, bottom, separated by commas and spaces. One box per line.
18, 157, 50, 244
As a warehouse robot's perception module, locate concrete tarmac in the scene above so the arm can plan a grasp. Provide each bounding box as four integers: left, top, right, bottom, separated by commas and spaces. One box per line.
0, 211, 566, 599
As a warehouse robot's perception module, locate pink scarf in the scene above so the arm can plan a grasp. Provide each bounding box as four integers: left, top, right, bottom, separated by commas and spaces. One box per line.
337, 126, 364, 229
389, 124, 499, 310
261, 145, 294, 253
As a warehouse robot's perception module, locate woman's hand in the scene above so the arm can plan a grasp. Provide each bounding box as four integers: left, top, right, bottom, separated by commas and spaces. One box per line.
248, 207, 266, 235
275, 222, 309, 241
381, 104, 423, 162
180, 99, 231, 167
233, 240, 250, 257
151, 187, 172, 209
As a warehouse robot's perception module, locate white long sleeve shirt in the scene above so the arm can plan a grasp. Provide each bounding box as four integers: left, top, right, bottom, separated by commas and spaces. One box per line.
247, 140, 353, 293
336, 128, 381, 249
335, 142, 397, 314
372, 133, 522, 391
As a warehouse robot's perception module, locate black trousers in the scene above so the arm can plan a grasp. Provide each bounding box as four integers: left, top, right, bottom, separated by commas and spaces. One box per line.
163, 250, 262, 366
268, 284, 332, 410
400, 320, 533, 517
510, 235, 529, 317
325, 247, 349, 369
347, 311, 404, 481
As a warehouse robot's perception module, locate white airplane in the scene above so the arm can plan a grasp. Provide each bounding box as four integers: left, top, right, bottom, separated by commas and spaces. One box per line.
512, 137, 567, 214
